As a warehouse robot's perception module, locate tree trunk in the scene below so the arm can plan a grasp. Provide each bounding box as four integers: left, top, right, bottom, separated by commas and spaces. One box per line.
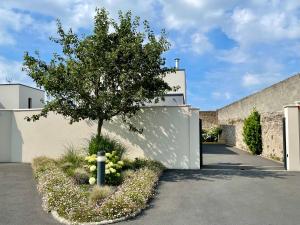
97, 119, 103, 138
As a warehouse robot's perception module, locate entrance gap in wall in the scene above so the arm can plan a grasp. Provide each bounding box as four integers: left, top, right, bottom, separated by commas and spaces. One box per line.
199, 122, 285, 171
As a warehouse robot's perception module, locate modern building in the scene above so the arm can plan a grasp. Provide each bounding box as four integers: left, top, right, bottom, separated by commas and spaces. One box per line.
0, 84, 44, 109
148, 58, 187, 106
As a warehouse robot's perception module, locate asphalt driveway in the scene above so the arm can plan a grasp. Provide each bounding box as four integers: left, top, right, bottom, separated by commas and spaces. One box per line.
0, 163, 60, 225
1, 145, 300, 225
120, 145, 300, 225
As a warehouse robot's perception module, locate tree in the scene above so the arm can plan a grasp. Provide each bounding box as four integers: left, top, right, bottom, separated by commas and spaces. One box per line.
23, 8, 175, 137
242, 109, 262, 155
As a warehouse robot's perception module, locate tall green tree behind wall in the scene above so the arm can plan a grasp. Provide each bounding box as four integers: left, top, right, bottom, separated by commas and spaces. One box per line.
242, 109, 263, 155
23, 8, 175, 137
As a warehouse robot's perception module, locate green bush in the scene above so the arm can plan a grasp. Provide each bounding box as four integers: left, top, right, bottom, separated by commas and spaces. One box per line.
89, 185, 113, 206
85, 151, 124, 185
88, 135, 125, 157
202, 126, 222, 142
243, 109, 262, 155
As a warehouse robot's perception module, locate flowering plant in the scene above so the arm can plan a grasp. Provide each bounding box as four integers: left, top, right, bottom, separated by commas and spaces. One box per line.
85, 151, 124, 185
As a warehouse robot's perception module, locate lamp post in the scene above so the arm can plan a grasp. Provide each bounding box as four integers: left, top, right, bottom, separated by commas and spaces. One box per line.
97, 151, 106, 186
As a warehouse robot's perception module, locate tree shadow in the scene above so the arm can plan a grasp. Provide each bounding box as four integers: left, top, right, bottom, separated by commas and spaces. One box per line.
98, 106, 197, 169
203, 144, 238, 155
160, 168, 291, 182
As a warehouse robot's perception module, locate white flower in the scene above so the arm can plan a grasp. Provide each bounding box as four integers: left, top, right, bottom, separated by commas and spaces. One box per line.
89, 177, 96, 185
89, 165, 96, 172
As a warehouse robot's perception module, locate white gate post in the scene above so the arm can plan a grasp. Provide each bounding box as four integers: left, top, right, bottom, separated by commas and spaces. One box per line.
284, 102, 300, 171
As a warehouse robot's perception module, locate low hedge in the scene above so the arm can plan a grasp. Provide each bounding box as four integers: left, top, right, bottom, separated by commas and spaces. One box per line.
32, 156, 163, 223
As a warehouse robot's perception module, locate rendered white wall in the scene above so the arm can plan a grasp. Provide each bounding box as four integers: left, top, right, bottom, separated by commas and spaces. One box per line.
0, 106, 200, 169
0, 110, 11, 162
0, 85, 19, 109
18, 85, 44, 108
284, 104, 300, 171
0, 84, 44, 109
164, 70, 187, 103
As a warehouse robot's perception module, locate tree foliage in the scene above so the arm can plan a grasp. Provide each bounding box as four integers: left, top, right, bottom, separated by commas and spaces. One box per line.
242, 109, 262, 155
23, 8, 174, 137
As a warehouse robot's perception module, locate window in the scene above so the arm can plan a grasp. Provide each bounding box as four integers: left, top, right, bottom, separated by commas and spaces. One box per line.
28, 98, 32, 109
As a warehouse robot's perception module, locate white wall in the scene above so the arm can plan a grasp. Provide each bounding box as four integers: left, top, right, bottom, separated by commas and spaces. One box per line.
284, 103, 300, 171
19, 85, 44, 108
0, 106, 200, 169
0, 110, 11, 161
164, 70, 187, 103
0, 85, 19, 109
0, 84, 44, 109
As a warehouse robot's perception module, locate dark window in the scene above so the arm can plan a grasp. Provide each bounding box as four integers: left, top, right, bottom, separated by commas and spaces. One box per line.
28, 98, 32, 109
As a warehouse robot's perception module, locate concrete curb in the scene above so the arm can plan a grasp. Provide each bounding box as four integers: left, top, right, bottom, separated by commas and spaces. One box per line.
51, 208, 142, 225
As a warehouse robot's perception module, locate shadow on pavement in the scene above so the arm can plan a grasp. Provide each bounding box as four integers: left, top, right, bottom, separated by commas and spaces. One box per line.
160, 168, 291, 183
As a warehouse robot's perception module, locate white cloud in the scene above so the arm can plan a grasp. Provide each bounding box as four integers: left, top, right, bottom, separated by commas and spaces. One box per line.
0, 56, 26, 83
242, 73, 261, 87
218, 47, 250, 64
212, 91, 231, 100
0, 7, 33, 45
190, 33, 213, 55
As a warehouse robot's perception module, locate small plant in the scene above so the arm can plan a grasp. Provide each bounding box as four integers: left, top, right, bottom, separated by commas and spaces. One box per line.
88, 135, 125, 157
243, 109, 262, 155
73, 168, 89, 185
122, 158, 165, 173
89, 186, 113, 206
85, 151, 124, 186
201, 126, 222, 142
58, 147, 85, 176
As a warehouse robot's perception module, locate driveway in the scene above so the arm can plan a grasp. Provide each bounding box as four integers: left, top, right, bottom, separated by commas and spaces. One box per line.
120, 145, 300, 225
2, 145, 300, 225
0, 163, 60, 225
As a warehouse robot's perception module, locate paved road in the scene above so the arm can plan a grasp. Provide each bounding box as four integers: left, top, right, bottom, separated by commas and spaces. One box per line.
2, 145, 300, 225
120, 145, 300, 225
0, 163, 60, 225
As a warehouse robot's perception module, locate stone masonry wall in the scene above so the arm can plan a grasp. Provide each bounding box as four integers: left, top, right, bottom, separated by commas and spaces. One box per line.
261, 112, 284, 161
219, 112, 284, 161
215, 74, 300, 161
199, 111, 218, 129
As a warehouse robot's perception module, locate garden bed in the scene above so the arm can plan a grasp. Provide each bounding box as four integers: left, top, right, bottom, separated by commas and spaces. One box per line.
32, 136, 165, 224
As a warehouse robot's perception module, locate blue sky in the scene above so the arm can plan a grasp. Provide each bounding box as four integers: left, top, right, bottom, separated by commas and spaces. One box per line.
1, 1, 300, 110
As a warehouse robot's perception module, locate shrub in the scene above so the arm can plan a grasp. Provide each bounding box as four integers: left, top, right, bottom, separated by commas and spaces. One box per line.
243, 109, 262, 155
73, 168, 89, 185
202, 126, 222, 142
85, 151, 124, 185
88, 135, 125, 157
89, 186, 113, 206
100, 168, 161, 220
58, 147, 85, 176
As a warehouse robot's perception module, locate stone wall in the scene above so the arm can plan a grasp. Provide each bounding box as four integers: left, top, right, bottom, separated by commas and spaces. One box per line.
219, 111, 284, 161
199, 111, 218, 129
261, 112, 284, 161
218, 73, 300, 122
216, 74, 300, 161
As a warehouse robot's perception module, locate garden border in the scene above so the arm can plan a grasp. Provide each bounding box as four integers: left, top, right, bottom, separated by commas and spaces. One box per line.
51, 208, 142, 225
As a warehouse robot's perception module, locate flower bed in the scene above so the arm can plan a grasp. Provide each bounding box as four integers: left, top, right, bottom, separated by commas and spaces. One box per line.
32, 155, 164, 224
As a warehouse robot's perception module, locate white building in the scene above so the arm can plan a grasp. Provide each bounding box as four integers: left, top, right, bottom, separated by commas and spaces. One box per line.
146, 58, 187, 106
0, 84, 44, 109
